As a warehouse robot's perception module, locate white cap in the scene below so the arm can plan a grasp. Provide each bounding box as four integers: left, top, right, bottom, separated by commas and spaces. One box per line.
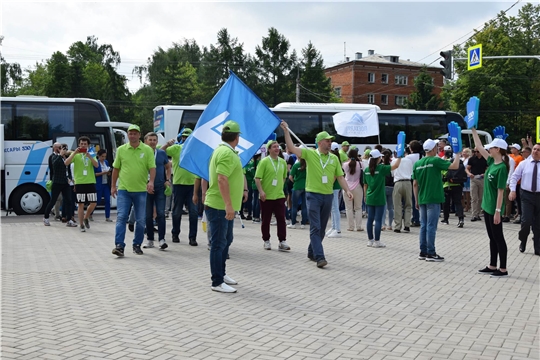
423, 139, 437, 152
331, 142, 339, 151
485, 138, 509, 150
369, 149, 382, 158
510, 143, 521, 150
444, 145, 452, 151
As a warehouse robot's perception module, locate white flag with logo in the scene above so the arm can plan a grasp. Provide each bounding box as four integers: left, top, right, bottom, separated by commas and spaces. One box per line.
333, 110, 379, 137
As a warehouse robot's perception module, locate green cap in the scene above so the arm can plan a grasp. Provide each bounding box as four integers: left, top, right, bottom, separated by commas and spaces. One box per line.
127, 124, 140, 132
222, 120, 241, 133
364, 149, 371, 156
181, 128, 193, 136
266, 140, 278, 150
315, 131, 334, 143
342, 141, 350, 146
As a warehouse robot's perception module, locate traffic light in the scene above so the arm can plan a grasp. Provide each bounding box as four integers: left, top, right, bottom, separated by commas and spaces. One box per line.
440, 50, 453, 80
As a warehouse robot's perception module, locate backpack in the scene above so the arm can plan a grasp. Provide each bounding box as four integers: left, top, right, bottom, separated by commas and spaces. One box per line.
445, 160, 467, 184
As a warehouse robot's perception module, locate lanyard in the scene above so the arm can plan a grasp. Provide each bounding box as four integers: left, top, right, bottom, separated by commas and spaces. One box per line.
81, 153, 89, 167
317, 150, 331, 170
269, 157, 280, 175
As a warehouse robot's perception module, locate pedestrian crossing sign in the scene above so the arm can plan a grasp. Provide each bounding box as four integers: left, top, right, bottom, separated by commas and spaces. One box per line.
468, 44, 482, 70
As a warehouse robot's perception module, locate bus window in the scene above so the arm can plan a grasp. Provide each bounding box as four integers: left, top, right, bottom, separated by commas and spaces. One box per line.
378, 114, 406, 144
77, 103, 102, 133
1, 103, 14, 140
275, 112, 320, 144
181, 110, 203, 132
13, 103, 74, 141
407, 114, 446, 141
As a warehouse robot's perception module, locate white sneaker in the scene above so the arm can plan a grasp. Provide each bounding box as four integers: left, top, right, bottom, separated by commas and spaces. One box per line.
286, 220, 291, 225
327, 229, 342, 238
300, 224, 306, 229
66, 220, 77, 227
159, 239, 168, 250
270, 221, 277, 226
143, 240, 155, 248
373, 241, 386, 248
278, 241, 291, 251
325, 228, 334, 237
43, 218, 50, 226
223, 274, 238, 285
211, 283, 237, 293
264, 240, 271, 250
367, 240, 374, 247
287, 224, 297, 229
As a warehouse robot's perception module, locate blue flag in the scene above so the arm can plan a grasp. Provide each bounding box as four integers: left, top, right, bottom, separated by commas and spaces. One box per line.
466, 96, 480, 129
396, 131, 406, 158
180, 71, 281, 181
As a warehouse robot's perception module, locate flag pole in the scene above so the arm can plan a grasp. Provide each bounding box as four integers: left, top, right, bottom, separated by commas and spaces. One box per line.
287, 128, 307, 148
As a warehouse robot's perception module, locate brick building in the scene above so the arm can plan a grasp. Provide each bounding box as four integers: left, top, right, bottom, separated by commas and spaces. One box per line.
324, 50, 444, 109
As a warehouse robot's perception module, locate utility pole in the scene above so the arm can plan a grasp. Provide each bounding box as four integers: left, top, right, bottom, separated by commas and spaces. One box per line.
296, 65, 300, 103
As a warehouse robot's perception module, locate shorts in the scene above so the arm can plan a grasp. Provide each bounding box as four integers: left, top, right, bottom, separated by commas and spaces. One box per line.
75, 183, 98, 203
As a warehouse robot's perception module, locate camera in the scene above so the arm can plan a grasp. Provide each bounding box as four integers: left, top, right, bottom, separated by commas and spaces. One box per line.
62, 146, 68, 151
79, 148, 87, 153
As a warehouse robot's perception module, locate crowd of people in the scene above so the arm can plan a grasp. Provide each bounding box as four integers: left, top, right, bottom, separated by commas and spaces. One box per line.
43, 122, 540, 292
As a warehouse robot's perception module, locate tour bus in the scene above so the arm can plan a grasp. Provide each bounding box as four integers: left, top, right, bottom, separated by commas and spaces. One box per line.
1, 97, 118, 215
153, 102, 491, 151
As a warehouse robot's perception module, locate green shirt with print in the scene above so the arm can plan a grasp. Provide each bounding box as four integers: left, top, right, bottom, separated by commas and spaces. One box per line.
412, 156, 450, 205
481, 157, 508, 216
255, 156, 287, 200
205, 144, 244, 211
166, 144, 196, 185
301, 148, 344, 195
290, 161, 306, 191
339, 150, 348, 163
245, 159, 256, 190
113, 142, 156, 192
364, 164, 391, 206
72, 153, 97, 185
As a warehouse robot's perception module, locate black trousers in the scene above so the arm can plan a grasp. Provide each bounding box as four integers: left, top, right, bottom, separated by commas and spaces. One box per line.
484, 213, 507, 269
44, 183, 72, 220
519, 189, 540, 253
443, 185, 464, 221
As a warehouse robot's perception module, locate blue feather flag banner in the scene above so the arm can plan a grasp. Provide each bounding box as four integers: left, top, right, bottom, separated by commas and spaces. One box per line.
448, 121, 462, 153
180, 71, 281, 181
466, 96, 480, 129
396, 131, 406, 158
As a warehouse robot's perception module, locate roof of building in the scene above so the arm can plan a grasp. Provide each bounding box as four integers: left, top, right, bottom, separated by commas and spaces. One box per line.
326, 53, 440, 70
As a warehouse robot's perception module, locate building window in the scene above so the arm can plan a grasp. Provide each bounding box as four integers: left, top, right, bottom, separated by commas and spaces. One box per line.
334, 87, 342, 98
368, 73, 375, 83
367, 94, 375, 104
381, 95, 388, 105
395, 96, 407, 106
381, 74, 388, 84
395, 75, 408, 85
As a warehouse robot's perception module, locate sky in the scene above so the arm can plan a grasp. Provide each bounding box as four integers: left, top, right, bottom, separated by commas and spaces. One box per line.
1, 1, 529, 93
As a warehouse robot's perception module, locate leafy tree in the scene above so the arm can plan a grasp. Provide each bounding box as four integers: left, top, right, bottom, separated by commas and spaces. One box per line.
449, 3, 540, 142
45, 52, 72, 97
254, 27, 297, 106
404, 67, 443, 110
0, 36, 22, 96
298, 41, 340, 103
155, 61, 201, 104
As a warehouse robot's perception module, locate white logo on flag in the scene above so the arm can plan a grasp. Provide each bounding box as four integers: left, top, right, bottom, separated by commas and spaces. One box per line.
192, 111, 254, 154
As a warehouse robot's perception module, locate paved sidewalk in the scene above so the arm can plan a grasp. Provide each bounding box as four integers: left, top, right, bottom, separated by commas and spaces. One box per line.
1, 212, 539, 360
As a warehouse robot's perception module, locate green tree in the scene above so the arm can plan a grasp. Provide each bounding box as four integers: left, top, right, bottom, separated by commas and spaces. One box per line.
45, 52, 72, 97
449, 3, 540, 142
254, 27, 297, 106
405, 67, 444, 110
155, 61, 201, 104
298, 41, 340, 103
0, 36, 23, 96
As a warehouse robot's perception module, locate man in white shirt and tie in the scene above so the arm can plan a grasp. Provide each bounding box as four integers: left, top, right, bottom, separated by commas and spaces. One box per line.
509, 143, 540, 255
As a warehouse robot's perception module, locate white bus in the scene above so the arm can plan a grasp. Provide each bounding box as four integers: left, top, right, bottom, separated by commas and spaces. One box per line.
1, 97, 118, 215
153, 102, 491, 151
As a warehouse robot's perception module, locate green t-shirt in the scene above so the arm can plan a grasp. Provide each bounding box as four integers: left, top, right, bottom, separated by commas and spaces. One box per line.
166, 144, 196, 185
245, 159, 256, 189
72, 153, 97, 185
290, 161, 306, 190
339, 150, 348, 163
301, 148, 344, 195
481, 157, 508, 215
364, 164, 391, 206
205, 144, 244, 211
255, 156, 287, 200
113, 142, 156, 192
412, 156, 451, 205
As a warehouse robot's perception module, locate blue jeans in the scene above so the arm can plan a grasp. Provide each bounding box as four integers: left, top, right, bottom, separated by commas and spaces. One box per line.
306, 192, 333, 261
331, 189, 341, 231
115, 190, 147, 247
419, 203, 440, 255
383, 186, 394, 227
172, 184, 198, 240
412, 194, 420, 224
96, 183, 111, 218
367, 205, 385, 240
206, 207, 234, 287
291, 189, 307, 225
146, 185, 166, 241
252, 189, 260, 219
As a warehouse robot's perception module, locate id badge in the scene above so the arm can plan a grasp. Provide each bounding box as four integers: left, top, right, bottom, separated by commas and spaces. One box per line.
322, 175, 328, 184
83, 170, 88, 176
272, 179, 278, 186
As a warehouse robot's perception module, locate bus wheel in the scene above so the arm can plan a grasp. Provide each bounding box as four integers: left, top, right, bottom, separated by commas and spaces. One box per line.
11, 185, 50, 215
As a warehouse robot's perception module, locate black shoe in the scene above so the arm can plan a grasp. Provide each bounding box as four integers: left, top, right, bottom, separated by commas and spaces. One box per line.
426, 254, 445, 262
182, 210, 188, 215
457, 220, 464, 228
513, 218, 521, 224
246, 215, 253, 221
112, 245, 124, 257
403, 227, 410, 233
478, 266, 497, 274
240, 213, 246, 220
519, 241, 526, 253
172, 235, 180, 243
307, 253, 315, 261
418, 252, 427, 260
133, 244, 143, 255
440, 219, 449, 225
128, 223, 134, 232
394, 229, 401, 233
316, 259, 328, 268
189, 238, 198, 246
502, 217, 510, 223
471, 216, 480, 222
490, 270, 508, 278
411, 222, 420, 227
